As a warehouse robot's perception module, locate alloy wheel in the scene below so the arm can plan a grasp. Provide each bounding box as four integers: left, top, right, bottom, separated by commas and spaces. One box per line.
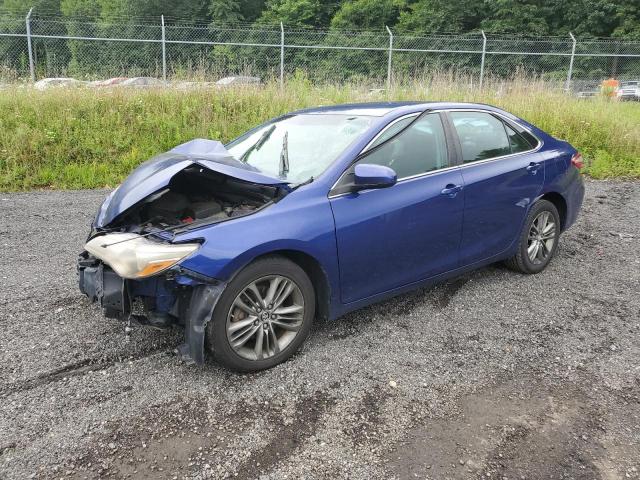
226, 275, 305, 361
527, 211, 556, 265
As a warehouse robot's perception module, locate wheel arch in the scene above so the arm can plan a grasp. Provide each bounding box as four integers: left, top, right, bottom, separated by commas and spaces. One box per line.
538, 191, 568, 230
234, 249, 332, 323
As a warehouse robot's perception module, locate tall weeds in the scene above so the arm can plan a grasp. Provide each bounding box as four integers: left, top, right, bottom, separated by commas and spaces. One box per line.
0, 78, 638, 190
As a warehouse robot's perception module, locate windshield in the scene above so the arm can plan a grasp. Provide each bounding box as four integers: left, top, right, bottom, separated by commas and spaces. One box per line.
226, 114, 374, 183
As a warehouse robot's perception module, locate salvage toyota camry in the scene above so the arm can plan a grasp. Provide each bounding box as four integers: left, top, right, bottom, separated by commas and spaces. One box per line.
78, 102, 585, 371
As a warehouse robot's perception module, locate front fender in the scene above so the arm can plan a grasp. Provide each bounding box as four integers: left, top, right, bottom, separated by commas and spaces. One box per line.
173, 190, 341, 313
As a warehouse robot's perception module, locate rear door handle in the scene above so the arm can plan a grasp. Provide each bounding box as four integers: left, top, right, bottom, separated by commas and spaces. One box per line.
526, 162, 542, 174
441, 184, 463, 197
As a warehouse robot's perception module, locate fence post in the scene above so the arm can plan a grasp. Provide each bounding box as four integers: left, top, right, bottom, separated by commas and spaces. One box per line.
161, 15, 167, 81
565, 32, 576, 92
479, 30, 487, 89
385, 25, 393, 89
280, 22, 285, 88
25, 7, 35, 82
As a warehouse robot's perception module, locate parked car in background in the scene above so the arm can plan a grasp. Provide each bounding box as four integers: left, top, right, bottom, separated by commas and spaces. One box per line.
576, 89, 599, 99
78, 102, 585, 372
575, 82, 600, 99
617, 81, 640, 101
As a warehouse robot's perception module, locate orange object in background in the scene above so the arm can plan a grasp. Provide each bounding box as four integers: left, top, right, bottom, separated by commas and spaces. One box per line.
601, 78, 620, 97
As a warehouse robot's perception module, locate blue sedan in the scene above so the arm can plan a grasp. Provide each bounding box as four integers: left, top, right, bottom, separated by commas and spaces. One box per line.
78, 102, 585, 371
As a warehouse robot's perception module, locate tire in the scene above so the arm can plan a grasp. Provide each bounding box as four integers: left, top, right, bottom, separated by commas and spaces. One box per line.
505, 199, 561, 274
206, 256, 315, 372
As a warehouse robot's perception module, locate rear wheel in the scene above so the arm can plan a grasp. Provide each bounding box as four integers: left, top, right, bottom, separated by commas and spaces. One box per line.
207, 256, 315, 372
505, 199, 560, 274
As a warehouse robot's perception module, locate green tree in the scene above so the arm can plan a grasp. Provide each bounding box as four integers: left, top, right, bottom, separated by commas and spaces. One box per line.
59, 0, 99, 16
479, 0, 550, 35
613, 0, 640, 39
98, 0, 209, 22
3, 0, 640, 82
396, 0, 484, 33
539, 0, 617, 37
60, 0, 103, 77
210, 0, 268, 23
209, 0, 244, 23
238, 0, 267, 22
258, 0, 340, 27
330, 0, 405, 30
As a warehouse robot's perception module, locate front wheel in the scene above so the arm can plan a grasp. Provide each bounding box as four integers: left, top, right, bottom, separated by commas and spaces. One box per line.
505, 199, 561, 274
207, 256, 315, 372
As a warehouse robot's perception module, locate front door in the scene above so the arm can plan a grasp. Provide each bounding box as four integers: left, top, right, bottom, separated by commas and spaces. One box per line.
329, 113, 465, 304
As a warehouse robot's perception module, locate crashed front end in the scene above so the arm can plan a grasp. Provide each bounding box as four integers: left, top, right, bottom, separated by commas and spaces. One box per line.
77, 139, 288, 364
78, 243, 225, 364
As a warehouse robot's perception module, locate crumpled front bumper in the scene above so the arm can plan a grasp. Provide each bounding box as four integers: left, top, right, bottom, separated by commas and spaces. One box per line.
78, 255, 130, 316
77, 253, 226, 364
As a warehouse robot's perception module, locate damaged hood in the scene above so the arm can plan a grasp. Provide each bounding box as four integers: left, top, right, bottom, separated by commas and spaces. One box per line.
95, 139, 289, 227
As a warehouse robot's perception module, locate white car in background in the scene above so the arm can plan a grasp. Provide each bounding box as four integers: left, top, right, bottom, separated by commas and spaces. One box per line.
617, 81, 640, 101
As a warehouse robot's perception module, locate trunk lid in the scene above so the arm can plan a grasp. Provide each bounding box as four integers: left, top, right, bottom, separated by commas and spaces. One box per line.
95, 139, 289, 227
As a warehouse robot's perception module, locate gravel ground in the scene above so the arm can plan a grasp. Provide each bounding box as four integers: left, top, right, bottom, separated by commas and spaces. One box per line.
0, 179, 639, 480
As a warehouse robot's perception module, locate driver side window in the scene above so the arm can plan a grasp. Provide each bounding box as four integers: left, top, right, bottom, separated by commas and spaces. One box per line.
357, 113, 449, 179
331, 113, 449, 196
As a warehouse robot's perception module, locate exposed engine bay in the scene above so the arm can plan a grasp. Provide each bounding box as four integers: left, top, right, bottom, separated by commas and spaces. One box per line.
110, 165, 284, 233
80, 139, 293, 364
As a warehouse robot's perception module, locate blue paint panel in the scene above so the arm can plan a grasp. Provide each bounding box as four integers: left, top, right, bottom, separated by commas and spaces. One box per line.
458, 152, 544, 265
330, 168, 465, 303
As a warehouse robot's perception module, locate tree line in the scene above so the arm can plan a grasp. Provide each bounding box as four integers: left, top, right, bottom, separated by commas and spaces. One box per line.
1, 0, 639, 82
1, 0, 636, 37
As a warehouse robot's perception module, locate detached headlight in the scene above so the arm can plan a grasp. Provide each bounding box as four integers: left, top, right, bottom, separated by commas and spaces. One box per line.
85, 233, 199, 279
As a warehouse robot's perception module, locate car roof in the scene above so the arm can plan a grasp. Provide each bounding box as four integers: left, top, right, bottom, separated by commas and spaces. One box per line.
292, 101, 506, 117
292, 102, 422, 117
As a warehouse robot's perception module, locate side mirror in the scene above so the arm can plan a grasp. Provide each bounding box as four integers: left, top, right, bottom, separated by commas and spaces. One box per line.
352, 164, 397, 191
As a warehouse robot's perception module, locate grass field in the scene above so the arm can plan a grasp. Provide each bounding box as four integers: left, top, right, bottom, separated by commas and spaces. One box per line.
0, 78, 638, 190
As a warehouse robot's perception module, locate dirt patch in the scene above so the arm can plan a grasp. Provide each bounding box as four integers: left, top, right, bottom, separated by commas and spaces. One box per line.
70, 396, 254, 479
342, 387, 392, 447
430, 276, 472, 310
234, 390, 335, 479
0, 346, 174, 398
387, 378, 611, 479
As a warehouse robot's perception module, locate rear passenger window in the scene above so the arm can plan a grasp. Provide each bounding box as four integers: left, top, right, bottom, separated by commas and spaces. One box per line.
360, 113, 448, 179
505, 123, 534, 153
450, 111, 511, 163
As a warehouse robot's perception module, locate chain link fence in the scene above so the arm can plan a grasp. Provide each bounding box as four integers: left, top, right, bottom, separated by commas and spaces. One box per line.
1, 10, 639, 92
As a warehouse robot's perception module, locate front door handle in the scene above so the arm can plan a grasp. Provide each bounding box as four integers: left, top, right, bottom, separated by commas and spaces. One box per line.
441, 184, 463, 197
526, 162, 542, 174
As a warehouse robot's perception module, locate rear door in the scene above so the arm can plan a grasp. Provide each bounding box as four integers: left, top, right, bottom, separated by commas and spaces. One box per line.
329, 113, 465, 304
446, 110, 544, 266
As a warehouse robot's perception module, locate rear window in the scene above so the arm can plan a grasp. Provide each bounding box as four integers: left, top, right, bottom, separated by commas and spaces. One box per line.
450, 111, 511, 163
505, 124, 534, 153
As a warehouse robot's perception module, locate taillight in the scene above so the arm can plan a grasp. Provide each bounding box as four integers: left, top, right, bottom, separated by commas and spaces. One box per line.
571, 152, 584, 169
